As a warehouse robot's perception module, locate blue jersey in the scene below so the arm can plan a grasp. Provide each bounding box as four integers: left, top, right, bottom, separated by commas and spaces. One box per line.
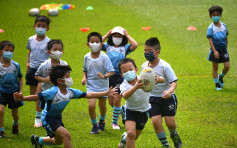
102, 43, 132, 75
0, 60, 22, 93
207, 22, 228, 49
38, 86, 86, 125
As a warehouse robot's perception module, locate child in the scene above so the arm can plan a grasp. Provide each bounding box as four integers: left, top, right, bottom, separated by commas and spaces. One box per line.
141, 37, 182, 148
25, 15, 51, 127
102, 26, 138, 129
81, 32, 115, 134
207, 6, 229, 90
117, 58, 152, 148
14, 65, 117, 148
0, 41, 23, 138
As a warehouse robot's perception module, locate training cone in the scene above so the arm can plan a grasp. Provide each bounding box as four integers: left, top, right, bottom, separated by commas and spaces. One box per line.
86, 6, 94, 10
187, 26, 197, 31
0, 29, 5, 33
80, 28, 90, 32
142, 26, 152, 31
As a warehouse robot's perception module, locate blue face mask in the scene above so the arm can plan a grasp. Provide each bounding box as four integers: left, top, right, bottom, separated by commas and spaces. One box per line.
144, 52, 156, 61
212, 16, 220, 23
36, 28, 46, 36
122, 70, 136, 81
3, 51, 13, 60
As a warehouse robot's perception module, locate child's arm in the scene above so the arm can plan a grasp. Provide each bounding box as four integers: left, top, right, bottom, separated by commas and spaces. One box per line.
81, 71, 87, 85
35, 76, 51, 83
208, 38, 219, 59
102, 30, 112, 42
155, 75, 165, 84
124, 29, 138, 50
14, 92, 39, 101
26, 50, 31, 71
162, 81, 177, 99
85, 86, 117, 98
18, 77, 23, 94
121, 79, 144, 99
97, 72, 115, 79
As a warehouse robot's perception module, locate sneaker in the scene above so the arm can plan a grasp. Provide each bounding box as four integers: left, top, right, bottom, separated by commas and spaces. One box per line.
12, 123, 19, 134
31, 134, 43, 148
118, 132, 127, 148
170, 134, 182, 148
90, 124, 99, 134
215, 83, 222, 91
112, 123, 120, 130
34, 118, 42, 128
0, 131, 4, 138
218, 75, 224, 88
99, 120, 105, 131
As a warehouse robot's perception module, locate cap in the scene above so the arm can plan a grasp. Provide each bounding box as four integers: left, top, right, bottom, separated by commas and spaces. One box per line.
111, 26, 124, 35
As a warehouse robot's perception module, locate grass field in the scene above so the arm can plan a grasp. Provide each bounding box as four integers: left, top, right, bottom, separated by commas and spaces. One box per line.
0, 0, 236, 147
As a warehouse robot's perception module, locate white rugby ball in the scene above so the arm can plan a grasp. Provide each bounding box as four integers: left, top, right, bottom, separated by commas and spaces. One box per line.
140, 68, 156, 92
47, 9, 59, 16
29, 8, 40, 16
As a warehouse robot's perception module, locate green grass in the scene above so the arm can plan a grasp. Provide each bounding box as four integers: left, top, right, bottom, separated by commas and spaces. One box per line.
0, 0, 236, 147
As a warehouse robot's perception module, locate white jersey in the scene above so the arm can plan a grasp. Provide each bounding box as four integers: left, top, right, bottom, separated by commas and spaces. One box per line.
35, 59, 68, 90
141, 59, 177, 97
120, 76, 151, 112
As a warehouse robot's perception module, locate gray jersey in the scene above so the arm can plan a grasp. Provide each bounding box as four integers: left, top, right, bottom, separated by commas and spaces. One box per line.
141, 59, 177, 97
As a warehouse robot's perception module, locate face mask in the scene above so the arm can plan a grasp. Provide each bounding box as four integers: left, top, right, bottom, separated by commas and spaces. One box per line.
63, 77, 73, 87
112, 37, 123, 46
36, 28, 46, 36
144, 52, 156, 61
122, 70, 136, 81
50, 51, 63, 60
3, 51, 13, 60
212, 16, 220, 23
89, 42, 101, 52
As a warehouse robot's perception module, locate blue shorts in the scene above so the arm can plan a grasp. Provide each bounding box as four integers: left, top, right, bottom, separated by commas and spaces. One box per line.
207, 47, 229, 63
149, 94, 178, 117
43, 120, 64, 138
25, 68, 38, 86
0, 92, 23, 109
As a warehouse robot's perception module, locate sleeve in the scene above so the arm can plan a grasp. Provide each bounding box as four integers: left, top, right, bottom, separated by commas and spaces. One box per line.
69, 88, 87, 99
119, 82, 128, 96
223, 23, 228, 36
26, 38, 31, 50
125, 44, 132, 56
105, 56, 115, 73
83, 56, 87, 72
164, 64, 177, 84
16, 64, 23, 78
35, 64, 44, 76
37, 87, 57, 101
207, 25, 213, 38
102, 43, 108, 51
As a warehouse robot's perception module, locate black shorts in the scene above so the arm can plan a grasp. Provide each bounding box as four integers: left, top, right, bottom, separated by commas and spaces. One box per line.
0, 92, 23, 109
109, 75, 123, 88
149, 94, 177, 117
123, 108, 149, 130
43, 120, 64, 138
25, 68, 38, 86
207, 47, 230, 63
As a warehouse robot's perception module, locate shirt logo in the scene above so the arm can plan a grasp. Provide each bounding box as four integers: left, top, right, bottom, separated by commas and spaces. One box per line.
169, 104, 175, 110
224, 53, 229, 58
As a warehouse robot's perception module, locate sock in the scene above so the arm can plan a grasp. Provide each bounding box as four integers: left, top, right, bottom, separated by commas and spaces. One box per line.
91, 118, 97, 125
99, 115, 106, 122
112, 106, 121, 124
12, 121, 19, 126
38, 137, 44, 145
169, 128, 177, 135
36, 111, 42, 118
220, 72, 225, 77
0, 127, 4, 132
214, 78, 219, 84
156, 132, 169, 146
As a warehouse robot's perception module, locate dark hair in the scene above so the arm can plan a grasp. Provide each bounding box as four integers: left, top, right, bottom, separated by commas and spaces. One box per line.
0, 40, 15, 51
50, 65, 72, 86
87, 32, 102, 42
35, 15, 50, 26
107, 34, 128, 46
47, 39, 63, 51
145, 37, 161, 51
209, 6, 223, 16
118, 58, 137, 73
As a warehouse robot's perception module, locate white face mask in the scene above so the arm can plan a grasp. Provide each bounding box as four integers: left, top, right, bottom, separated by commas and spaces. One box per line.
89, 42, 101, 52
112, 37, 123, 46
50, 51, 63, 60
64, 77, 73, 87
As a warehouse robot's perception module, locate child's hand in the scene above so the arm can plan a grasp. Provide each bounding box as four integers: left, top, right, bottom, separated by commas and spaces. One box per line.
124, 29, 128, 36
214, 50, 220, 59
162, 90, 172, 99
97, 72, 105, 79
13, 92, 24, 101
27, 63, 30, 71
155, 75, 165, 84
81, 78, 87, 85
135, 79, 145, 89
107, 86, 118, 98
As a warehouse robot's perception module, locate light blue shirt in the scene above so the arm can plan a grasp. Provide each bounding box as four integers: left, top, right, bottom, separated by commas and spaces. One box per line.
27, 35, 50, 69
102, 43, 132, 75
83, 51, 114, 93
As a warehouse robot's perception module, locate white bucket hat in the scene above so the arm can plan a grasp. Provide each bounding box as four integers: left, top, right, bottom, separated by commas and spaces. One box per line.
111, 26, 124, 35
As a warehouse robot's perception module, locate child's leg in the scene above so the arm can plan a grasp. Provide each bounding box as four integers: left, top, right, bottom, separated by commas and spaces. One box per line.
222, 61, 230, 74
212, 62, 222, 90
112, 94, 122, 129
30, 85, 37, 95
98, 98, 107, 131
125, 120, 136, 148
12, 108, 19, 134
0, 105, 5, 133
88, 98, 99, 134
35, 83, 42, 127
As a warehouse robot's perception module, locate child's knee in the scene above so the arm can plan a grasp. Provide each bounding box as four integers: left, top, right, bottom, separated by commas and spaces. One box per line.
127, 131, 136, 140
0, 108, 4, 116
63, 132, 71, 140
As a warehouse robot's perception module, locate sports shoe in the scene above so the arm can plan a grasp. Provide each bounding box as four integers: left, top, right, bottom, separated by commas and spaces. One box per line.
12, 123, 19, 134
0, 131, 5, 138
118, 132, 127, 148
170, 133, 182, 148
215, 83, 222, 91
99, 120, 105, 131
112, 123, 120, 130
218, 75, 224, 88
34, 118, 42, 128
31, 134, 43, 148
90, 124, 99, 134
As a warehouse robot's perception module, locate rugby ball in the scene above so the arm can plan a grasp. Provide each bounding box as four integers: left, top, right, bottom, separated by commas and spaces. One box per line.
47, 9, 59, 16
140, 68, 156, 92
29, 8, 40, 16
